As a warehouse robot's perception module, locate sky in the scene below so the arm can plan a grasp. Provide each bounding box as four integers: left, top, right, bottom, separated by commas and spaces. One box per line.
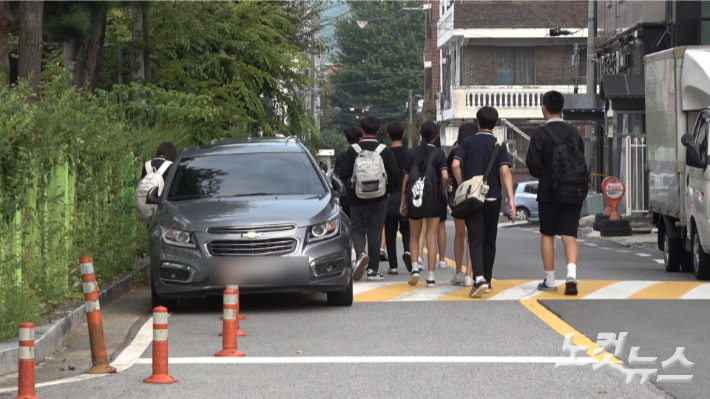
320, 2, 350, 65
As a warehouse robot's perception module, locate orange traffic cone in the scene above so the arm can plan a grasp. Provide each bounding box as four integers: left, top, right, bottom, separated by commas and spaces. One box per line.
215, 289, 245, 357
14, 322, 40, 399
144, 306, 177, 384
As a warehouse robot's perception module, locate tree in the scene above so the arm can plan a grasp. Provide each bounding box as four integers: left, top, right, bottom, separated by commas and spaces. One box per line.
147, 1, 323, 136
18, 1, 43, 93
327, 1, 425, 133
0, 1, 18, 86
43, 2, 116, 90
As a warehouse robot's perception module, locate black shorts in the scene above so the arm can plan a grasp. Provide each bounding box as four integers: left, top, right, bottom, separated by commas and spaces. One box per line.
538, 201, 583, 238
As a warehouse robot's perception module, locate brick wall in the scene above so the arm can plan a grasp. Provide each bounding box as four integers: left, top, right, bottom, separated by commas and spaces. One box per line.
460, 45, 586, 86
424, 0, 440, 101
454, 1, 588, 29
461, 46, 496, 86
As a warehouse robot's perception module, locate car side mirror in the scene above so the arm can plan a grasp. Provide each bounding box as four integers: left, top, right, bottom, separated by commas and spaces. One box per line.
686, 143, 706, 169
331, 175, 346, 197
681, 133, 694, 147
146, 186, 163, 205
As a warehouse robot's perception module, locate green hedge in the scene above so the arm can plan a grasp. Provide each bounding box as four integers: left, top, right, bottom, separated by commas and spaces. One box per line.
0, 73, 222, 341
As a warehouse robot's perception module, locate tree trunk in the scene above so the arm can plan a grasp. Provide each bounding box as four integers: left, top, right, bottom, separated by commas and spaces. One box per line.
18, 1, 43, 93
86, 12, 107, 91
0, 1, 17, 86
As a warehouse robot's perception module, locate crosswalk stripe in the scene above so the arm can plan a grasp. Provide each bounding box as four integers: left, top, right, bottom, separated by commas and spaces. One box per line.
392, 283, 464, 301
583, 281, 657, 299
654, 259, 665, 264
353, 280, 710, 301
680, 284, 710, 299
627, 281, 705, 299
635, 253, 652, 257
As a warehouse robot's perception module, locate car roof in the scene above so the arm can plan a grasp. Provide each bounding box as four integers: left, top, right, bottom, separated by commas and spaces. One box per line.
181, 137, 307, 158
519, 181, 539, 186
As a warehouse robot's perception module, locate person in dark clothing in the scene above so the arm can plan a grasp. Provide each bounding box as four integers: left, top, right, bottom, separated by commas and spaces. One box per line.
141, 142, 178, 179
383, 121, 412, 275
339, 117, 400, 281
525, 90, 585, 296
334, 127, 362, 220
447, 122, 478, 287
400, 121, 449, 287
452, 107, 515, 298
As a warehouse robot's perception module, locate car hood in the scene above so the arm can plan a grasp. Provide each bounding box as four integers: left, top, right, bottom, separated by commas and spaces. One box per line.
159, 194, 336, 231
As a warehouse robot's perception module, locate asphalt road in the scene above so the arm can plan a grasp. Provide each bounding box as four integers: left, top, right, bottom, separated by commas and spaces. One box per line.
2, 222, 707, 399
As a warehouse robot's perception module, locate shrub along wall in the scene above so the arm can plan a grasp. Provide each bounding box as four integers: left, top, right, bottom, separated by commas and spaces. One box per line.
0, 73, 221, 341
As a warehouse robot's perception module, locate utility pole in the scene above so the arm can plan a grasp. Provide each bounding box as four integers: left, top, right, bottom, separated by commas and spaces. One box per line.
586, 0, 596, 94
408, 89, 414, 149
572, 42, 580, 93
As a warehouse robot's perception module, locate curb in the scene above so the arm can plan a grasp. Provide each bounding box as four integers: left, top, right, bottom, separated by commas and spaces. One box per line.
0, 259, 150, 377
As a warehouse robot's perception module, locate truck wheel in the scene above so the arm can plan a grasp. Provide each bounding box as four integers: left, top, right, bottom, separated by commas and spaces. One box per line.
327, 277, 353, 307
663, 230, 682, 272
692, 230, 710, 280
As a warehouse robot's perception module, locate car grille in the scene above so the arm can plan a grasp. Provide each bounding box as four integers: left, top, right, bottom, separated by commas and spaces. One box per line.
206, 224, 296, 235
206, 238, 297, 256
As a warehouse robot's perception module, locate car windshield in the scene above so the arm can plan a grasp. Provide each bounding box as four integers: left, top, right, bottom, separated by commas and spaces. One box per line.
167, 152, 326, 200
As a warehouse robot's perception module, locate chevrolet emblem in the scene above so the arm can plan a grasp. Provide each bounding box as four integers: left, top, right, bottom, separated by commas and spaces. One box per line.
242, 232, 262, 239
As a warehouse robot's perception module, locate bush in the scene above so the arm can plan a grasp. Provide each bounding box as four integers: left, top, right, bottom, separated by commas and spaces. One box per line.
0, 72, 221, 341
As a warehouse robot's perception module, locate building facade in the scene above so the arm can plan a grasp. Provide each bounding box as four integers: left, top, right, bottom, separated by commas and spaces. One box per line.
435, 1, 590, 168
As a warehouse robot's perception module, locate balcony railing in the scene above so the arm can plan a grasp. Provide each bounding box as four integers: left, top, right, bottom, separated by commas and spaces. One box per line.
464, 86, 587, 109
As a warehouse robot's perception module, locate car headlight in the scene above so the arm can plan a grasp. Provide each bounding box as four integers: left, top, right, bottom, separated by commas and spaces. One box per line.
161, 226, 196, 248
308, 218, 340, 242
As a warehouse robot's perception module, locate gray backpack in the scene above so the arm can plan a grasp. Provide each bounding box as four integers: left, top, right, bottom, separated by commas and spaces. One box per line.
352, 143, 387, 199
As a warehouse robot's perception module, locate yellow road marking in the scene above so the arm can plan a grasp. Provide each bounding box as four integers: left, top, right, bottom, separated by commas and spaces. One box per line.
520, 299, 623, 364
438, 279, 532, 301
354, 282, 423, 302
627, 281, 705, 299
534, 280, 619, 300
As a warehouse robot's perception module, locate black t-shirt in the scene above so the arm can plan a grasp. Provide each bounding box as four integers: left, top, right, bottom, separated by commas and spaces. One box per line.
389, 145, 408, 193
454, 132, 511, 200
403, 144, 448, 189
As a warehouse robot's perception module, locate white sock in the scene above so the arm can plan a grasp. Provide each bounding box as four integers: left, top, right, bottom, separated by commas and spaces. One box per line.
545, 271, 557, 287
428, 271, 435, 281
418, 257, 423, 264
412, 262, 420, 272
475, 276, 485, 284
567, 263, 577, 280
351, 248, 356, 261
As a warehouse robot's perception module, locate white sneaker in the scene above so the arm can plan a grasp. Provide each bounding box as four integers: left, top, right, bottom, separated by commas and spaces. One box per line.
451, 272, 465, 285
438, 260, 448, 270
463, 276, 473, 287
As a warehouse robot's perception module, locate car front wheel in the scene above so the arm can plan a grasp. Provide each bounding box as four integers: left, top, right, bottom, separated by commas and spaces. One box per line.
693, 230, 710, 280
515, 208, 529, 220
151, 277, 179, 310
327, 277, 353, 306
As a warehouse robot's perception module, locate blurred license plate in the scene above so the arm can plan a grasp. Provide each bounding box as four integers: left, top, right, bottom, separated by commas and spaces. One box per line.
210, 256, 309, 286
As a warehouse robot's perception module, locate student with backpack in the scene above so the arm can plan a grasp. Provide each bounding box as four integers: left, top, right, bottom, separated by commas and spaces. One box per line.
334, 127, 362, 220
135, 142, 178, 225
447, 122, 478, 287
339, 116, 400, 281
400, 121, 449, 287
451, 107, 515, 298
525, 91, 588, 296
383, 121, 412, 275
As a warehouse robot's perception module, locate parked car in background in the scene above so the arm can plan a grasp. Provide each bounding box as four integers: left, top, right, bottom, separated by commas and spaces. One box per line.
503, 181, 539, 220
145, 137, 354, 308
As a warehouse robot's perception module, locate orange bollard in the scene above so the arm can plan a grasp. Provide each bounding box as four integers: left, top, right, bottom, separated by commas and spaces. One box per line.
14, 323, 40, 399
144, 306, 177, 384
235, 286, 246, 321
219, 286, 245, 337
215, 289, 245, 357
222, 286, 245, 320
80, 255, 117, 374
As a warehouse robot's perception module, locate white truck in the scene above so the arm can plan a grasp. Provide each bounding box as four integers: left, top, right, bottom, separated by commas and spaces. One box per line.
647, 46, 710, 280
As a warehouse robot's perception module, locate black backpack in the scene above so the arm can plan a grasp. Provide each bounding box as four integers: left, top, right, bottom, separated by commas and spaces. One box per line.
541, 125, 589, 204
406, 149, 440, 219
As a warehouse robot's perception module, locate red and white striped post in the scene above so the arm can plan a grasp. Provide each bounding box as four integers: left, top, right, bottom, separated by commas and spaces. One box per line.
219, 285, 245, 337
14, 322, 40, 399
215, 289, 245, 357
80, 255, 117, 374
223, 285, 245, 320
144, 306, 177, 384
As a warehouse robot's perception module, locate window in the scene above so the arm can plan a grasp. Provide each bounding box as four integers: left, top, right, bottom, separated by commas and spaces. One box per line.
167, 153, 326, 199
497, 48, 534, 85
702, 1, 710, 44
695, 116, 709, 155
524, 184, 538, 194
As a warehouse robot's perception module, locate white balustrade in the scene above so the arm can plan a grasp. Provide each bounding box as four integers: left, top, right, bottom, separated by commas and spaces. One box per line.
465, 90, 559, 109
